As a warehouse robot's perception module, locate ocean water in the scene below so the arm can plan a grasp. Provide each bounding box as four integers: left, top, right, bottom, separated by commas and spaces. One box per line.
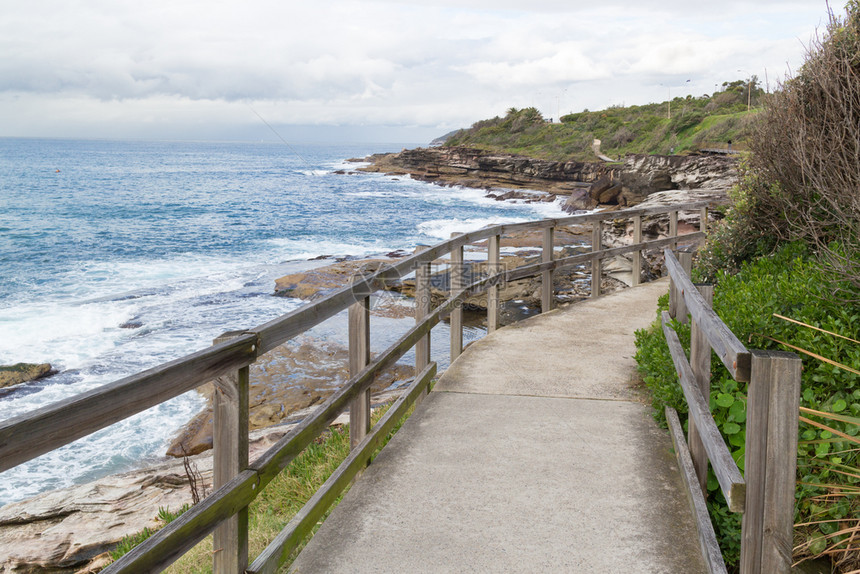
0, 138, 565, 505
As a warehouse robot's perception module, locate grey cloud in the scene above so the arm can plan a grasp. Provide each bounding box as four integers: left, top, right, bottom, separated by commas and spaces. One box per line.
0, 0, 832, 138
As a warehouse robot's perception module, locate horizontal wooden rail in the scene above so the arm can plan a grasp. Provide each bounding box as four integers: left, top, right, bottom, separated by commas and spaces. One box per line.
255, 201, 709, 355
0, 333, 258, 473
4, 200, 711, 573
107, 285, 479, 572
248, 362, 437, 574
504, 233, 706, 284
666, 407, 727, 574
662, 311, 745, 512
664, 248, 750, 381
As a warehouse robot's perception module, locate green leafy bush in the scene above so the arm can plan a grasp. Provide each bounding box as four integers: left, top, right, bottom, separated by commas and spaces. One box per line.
635, 243, 860, 568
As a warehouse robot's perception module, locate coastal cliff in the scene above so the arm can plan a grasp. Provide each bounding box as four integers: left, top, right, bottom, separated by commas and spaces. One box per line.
356, 146, 737, 211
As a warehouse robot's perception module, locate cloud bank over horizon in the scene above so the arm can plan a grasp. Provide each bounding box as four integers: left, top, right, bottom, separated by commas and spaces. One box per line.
0, 1, 831, 142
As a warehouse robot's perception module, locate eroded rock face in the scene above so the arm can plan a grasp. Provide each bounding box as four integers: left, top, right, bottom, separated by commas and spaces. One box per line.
618, 153, 738, 205
0, 363, 53, 389
357, 146, 611, 195
354, 146, 737, 213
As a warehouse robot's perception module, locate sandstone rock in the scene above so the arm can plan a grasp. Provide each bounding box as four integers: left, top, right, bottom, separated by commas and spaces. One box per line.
166, 337, 413, 457
586, 175, 615, 201
359, 146, 611, 195
0, 363, 53, 389
274, 259, 392, 300
360, 147, 736, 210
0, 462, 195, 573
617, 153, 737, 205
562, 188, 598, 212
595, 183, 623, 205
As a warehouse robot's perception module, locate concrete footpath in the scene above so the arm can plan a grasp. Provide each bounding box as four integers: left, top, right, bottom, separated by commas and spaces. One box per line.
290, 279, 707, 573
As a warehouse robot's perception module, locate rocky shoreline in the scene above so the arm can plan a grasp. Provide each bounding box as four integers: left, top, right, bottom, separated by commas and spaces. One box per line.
351, 145, 737, 212
0, 145, 739, 572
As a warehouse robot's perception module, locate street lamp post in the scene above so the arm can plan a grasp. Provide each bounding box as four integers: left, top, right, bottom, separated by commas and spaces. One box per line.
663, 80, 691, 120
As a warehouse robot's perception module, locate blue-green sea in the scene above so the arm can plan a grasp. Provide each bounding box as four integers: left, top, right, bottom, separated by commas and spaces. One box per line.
0, 138, 565, 504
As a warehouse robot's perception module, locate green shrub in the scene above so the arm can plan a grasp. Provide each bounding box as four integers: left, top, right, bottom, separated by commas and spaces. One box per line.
695, 160, 779, 282
449, 83, 758, 161
740, 3, 860, 299
635, 243, 860, 568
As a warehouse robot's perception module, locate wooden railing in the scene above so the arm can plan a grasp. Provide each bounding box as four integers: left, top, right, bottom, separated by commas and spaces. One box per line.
662, 249, 802, 574
0, 201, 708, 573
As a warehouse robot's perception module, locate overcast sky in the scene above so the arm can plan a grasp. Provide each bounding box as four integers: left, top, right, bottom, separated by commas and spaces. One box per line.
0, 1, 834, 143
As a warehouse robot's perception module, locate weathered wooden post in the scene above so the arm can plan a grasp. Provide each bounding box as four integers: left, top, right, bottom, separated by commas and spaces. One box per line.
591, 219, 602, 299
348, 274, 371, 450
450, 233, 464, 360
212, 331, 250, 574
668, 249, 692, 321
669, 210, 679, 250
631, 215, 642, 288
487, 233, 501, 332
675, 250, 693, 324
542, 226, 555, 312
687, 283, 714, 496
414, 246, 431, 377
666, 214, 682, 319
700, 206, 708, 233
740, 350, 802, 574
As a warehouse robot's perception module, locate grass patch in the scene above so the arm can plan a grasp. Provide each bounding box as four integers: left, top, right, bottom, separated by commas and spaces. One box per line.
445, 82, 762, 161
110, 400, 414, 572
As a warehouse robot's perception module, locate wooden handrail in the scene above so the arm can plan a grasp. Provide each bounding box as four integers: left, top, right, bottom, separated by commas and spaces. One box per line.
664, 248, 750, 381
661, 311, 744, 511
2, 200, 710, 573
247, 362, 438, 574
662, 249, 802, 574
107, 284, 480, 572
0, 202, 707, 475
0, 333, 258, 474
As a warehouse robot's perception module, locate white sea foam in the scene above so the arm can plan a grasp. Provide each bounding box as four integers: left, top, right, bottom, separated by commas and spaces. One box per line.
0, 258, 305, 505
263, 237, 396, 260
416, 216, 530, 241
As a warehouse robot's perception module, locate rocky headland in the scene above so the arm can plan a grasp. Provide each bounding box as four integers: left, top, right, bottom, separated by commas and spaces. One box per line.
353, 146, 737, 212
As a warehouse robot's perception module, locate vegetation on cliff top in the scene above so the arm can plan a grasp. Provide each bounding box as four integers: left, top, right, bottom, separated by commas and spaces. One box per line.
444, 79, 764, 161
